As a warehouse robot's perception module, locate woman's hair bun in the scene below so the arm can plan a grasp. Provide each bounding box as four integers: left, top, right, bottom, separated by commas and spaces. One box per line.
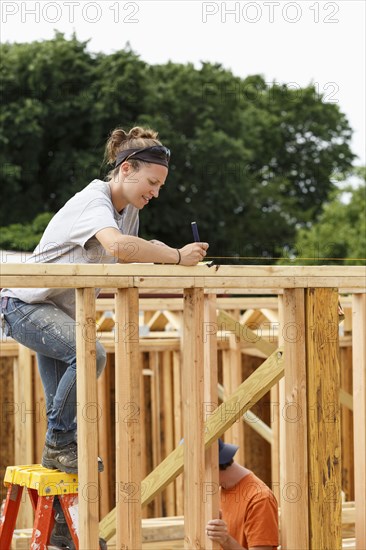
128, 126, 158, 140
105, 126, 160, 164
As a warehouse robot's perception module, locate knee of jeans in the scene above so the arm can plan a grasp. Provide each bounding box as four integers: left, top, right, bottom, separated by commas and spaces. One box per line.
96, 345, 107, 377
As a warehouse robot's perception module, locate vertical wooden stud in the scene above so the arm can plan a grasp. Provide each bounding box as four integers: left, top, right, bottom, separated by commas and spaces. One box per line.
222, 309, 245, 464
173, 349, 184, 516
278, 295, 287, 523
270, 379, 280, 503
162, 350, 175, 516
114, 287, 141, 549
33, 361, 47, 465
76, 287, 99, 549
203, 294, 220, 550
340, 345, 354, 501
282, 288, 308, 550
150, 351, 162, 517
14, 345, 34, 529
183, 288, 205, 549
97, 355, 112, 518
306, 288, 341, 550
352, 293, 366, 549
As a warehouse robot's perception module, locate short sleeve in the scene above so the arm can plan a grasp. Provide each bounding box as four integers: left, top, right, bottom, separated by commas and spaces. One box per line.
70, 195, 119, 247
244, 493, 279, 548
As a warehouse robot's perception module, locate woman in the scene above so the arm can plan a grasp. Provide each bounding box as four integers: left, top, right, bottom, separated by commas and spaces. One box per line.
1, 126, 209, 474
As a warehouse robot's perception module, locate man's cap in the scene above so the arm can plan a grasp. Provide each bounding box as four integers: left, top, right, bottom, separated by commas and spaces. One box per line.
179, 438, 239, 465
218, 438, 239, 465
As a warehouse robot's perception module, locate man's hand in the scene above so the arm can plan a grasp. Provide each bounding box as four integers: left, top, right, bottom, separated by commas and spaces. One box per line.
206, 519, 245, 550
206, 518, 230, 544
206, 519, 273, 550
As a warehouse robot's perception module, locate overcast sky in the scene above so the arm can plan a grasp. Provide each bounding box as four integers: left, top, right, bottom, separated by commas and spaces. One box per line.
1, 0, 365, 165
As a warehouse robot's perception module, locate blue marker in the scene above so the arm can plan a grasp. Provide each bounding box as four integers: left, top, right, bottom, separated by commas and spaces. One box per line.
191, 221, 200, 242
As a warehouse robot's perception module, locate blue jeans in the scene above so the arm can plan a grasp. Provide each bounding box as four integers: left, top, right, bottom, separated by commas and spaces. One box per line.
1, 296, 106, 447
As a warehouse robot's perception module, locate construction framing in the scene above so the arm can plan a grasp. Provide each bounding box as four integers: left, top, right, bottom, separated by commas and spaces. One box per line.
0, 263, 365, 549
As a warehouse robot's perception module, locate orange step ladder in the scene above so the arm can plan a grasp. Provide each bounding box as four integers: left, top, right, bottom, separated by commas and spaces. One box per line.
0, 464, 79, 549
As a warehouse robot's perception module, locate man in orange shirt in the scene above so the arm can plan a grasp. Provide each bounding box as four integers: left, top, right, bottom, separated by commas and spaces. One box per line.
206, 439, 279, 550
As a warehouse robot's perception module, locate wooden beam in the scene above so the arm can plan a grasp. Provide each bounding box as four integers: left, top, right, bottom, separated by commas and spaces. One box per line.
342, 501, 356, 524
242, 410, 273, 445
281, 289, 308, 550
203, 294, 220, 550
270, 294, 284, 506
99, 347, 284, 540
96, 311, 115, 332
3, 274, 364, 291
14, 346, 34, 466
217, 384, 273, 444
97, 356, 112, 518
306, 288, 342, 550
2, 263, 365, 290
339, 388, 353, 411
172, 349, 183, 516
260, 307, 279, 324
140, 352, 148, 519
150, 351, 163, 516
162, 351, 175, 517
0, 337, 184, 357
222, 309, 245, 464
13, 345, 34, 529
114, 288, 141, 549
130, 296, 282, 312
147, 311, 169, 331
1, 262, 365, 279
33, 366, 47, 465
76, 288, 99, 549
270, 379, 280, 503
183, 288, 205, 548
277, 295, 287, 523
203, 356, 284, 448
352, 293, 366, 549
175, 345, 284, 481
340, 347, 354, 501
217, 310, 277, 357
11, 502, 360, 549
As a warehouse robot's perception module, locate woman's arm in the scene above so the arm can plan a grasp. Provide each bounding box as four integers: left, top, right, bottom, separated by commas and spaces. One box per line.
95, 227, 208, 266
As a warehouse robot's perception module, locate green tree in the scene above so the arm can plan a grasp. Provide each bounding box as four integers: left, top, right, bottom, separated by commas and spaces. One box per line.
0, 32, 98, 224
137, 67, 355, 260
282, 168, 366, 265
1, 36, 356, 260
91, 45, 149, 139
0, 212, 54, 251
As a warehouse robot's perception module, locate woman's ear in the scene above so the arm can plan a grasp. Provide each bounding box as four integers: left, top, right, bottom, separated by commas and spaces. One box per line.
120, 160, 139, 178
119, 161, 132, 177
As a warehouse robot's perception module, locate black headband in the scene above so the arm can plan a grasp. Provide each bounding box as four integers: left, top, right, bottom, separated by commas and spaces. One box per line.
115, 145, 170, 169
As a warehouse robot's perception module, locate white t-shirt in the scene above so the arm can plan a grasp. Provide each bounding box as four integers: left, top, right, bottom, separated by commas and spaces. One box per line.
2, 179, 139, 317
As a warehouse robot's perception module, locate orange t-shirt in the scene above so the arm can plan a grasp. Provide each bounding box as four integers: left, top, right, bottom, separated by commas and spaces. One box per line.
220, 472, 279, 549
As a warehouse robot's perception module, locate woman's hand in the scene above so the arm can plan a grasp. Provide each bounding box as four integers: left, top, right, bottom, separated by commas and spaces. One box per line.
96, 227, 209, 265
178, 242, 209, 266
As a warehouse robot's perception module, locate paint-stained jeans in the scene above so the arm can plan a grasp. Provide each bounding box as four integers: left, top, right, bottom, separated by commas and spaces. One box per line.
1, 296, 106, 447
